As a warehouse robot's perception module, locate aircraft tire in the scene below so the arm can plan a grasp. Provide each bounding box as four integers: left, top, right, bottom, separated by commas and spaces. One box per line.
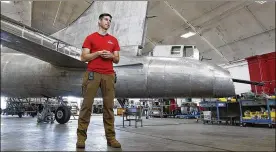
18, 112, 23, 118
64, 107, 71, 123
55, 106, 71, 124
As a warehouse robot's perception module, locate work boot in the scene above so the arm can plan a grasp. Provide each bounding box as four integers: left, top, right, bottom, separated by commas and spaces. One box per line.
107, 138, 121, 148
76, 139, 85, 149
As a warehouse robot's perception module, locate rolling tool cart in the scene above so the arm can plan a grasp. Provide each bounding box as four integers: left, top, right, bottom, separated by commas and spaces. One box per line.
199, 100, 240, 125
239, 98, 275, 128
199, 101, 226, 124
122, 107, 143, 128
220, 102, 240, 125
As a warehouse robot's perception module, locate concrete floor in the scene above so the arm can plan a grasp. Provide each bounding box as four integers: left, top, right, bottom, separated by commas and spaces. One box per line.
1, 115, 275, 151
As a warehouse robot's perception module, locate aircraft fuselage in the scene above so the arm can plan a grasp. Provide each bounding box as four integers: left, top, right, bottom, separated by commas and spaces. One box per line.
1, 53, 235, 98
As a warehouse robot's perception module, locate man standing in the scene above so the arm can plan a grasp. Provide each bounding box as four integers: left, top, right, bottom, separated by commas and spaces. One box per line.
76, 13, 121, 149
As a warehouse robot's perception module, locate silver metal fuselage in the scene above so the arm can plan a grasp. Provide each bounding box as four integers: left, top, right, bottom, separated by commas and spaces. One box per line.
1, 53, 235, 98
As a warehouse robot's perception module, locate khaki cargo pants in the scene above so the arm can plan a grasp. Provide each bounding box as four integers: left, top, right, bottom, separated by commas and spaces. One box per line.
77, 71, 116, 141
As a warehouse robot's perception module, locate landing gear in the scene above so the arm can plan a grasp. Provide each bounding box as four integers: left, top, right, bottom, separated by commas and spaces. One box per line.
55, 106, 71, 124
37, 99, 55, 123
37, 98, 71, 124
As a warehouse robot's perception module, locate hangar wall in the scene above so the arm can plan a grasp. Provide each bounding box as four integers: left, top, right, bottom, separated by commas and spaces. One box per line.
221, 51, 276, 95
246, 52, 276, 95
51, 1, 148, 56
222, 61, 251, 95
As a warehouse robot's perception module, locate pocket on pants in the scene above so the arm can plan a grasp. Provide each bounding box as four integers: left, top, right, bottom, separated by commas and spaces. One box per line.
103, 74, 115, 93
82, 85, 87, 97
110, 74, 116, 90
81, 72, 89, 96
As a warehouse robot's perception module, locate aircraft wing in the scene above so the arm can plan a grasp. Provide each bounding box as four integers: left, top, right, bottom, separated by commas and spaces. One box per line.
1, 30, 87, 69
1, 29, 144, 69
1, 15, 87, 69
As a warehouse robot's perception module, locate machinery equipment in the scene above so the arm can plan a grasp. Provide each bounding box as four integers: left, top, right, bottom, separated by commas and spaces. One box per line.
176, 102, 200, 119
2, 98, 37, 118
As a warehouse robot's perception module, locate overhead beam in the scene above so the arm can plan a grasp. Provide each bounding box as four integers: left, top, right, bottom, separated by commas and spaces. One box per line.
203, 28, 275, 54
53, 1, 62, 27
214, 26, 235, 55
184, 1, 253, 33
163, 1, 229, 62
244, 5, 273, 41
146, 37, 157, 46
64, 4, 77, 26
153, 2, 229, 45
156, 1, 253, 48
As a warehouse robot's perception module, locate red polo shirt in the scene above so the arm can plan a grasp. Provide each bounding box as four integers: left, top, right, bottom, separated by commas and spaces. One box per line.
82, 32, 120, 74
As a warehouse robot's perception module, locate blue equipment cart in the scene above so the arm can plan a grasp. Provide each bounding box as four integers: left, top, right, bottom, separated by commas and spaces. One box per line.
199, 101, 240, 125
239, 99, 275, 128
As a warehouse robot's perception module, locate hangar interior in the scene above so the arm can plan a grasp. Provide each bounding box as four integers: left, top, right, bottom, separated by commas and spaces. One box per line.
1, 0, 275, 151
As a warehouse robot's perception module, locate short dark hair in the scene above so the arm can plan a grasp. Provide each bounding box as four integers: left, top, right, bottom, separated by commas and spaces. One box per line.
99, 13, 112, 20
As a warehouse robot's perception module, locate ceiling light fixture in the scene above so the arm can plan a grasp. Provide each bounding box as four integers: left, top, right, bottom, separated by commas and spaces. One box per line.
181, 31, 196, 38
1, 1, 11, 3
255, 1, 267, 4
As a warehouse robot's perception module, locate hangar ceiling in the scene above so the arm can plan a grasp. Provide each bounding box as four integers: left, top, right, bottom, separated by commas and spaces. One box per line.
1, 1, 275, 65
31, 0, 93, 35
0, 1, 31, 26
1, 1, 32, 53
144, 1, 275, 64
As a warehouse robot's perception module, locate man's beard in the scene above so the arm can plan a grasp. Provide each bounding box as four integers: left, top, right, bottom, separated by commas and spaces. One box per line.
100, 25, 109, 30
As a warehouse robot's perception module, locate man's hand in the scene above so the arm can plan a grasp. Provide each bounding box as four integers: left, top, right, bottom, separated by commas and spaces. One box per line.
97, 51, 104, 56
81, 48, 102, 62
100, 50, 114, 59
